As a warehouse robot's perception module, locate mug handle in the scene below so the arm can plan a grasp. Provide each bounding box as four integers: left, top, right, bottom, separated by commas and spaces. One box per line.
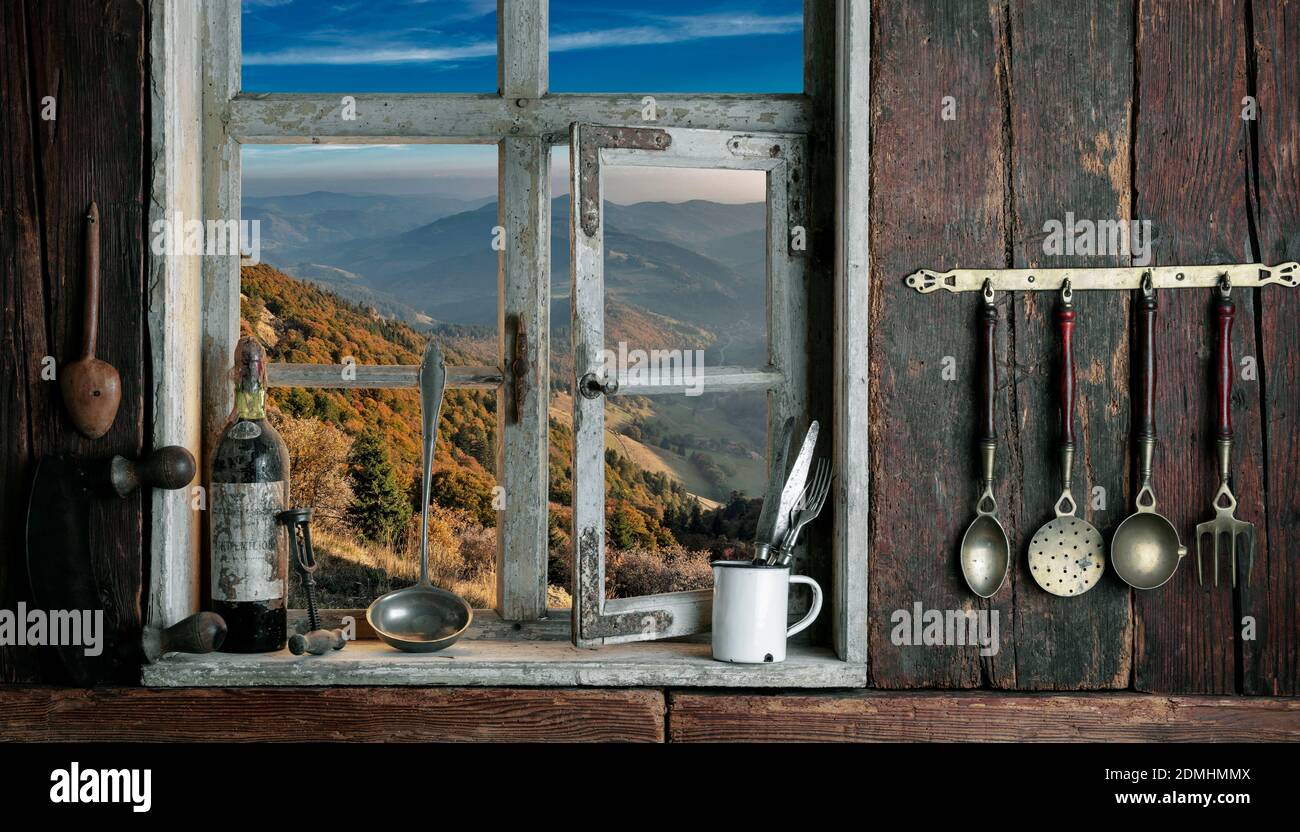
786, 575, 823, 638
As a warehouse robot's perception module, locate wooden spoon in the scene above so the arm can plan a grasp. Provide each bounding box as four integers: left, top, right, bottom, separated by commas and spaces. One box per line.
60, 202, 121, 439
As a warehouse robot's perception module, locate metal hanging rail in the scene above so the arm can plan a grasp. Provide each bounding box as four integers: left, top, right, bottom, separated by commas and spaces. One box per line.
905, 262, 1298, 294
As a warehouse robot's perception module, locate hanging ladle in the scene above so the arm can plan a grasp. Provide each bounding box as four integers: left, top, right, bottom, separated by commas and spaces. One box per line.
1112, 277, 1186, 589
366, 339, 473, 652
960, 282, 1010, 597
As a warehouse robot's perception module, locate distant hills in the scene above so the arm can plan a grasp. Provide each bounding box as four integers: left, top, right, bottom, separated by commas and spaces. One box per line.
248, 191, 769, 368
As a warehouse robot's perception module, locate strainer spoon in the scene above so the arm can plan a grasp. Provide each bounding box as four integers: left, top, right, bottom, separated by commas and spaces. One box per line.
1029, 282, 1105, 596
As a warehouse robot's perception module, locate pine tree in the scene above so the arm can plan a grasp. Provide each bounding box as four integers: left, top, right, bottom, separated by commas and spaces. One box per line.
345, 431, 412, 543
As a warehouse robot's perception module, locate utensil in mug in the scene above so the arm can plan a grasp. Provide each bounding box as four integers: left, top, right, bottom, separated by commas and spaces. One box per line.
711, 561, 822, 663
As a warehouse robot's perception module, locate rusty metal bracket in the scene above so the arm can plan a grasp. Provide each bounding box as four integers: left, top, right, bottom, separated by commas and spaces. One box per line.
578, 125, 672, 236
509, 314, 529, 424
906, 262, 1300, 294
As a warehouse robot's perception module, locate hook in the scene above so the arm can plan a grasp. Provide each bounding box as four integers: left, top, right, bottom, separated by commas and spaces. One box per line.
1061, 278, 1074, 304
1140, 271, 1154, 298
1218, 272, 1232, 297
982, 278, 995, 304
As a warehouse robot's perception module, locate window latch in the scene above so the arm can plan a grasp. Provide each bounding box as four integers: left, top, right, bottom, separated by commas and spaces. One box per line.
510, 314, 529, 423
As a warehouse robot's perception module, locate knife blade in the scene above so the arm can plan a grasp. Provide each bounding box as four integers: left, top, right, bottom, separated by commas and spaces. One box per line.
764, 420, 819, 558
753, 416, 795, 547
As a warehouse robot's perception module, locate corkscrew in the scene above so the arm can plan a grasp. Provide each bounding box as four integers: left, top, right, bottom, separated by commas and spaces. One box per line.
277, 507, 346, 656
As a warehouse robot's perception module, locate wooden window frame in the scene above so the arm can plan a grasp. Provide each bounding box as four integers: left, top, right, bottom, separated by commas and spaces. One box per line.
147, 0, 868, 672
568, 124, 808, 646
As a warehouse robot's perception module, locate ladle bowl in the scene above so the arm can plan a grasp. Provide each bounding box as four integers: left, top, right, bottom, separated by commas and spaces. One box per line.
366, 338, 473, 653
960, 513, 1010, 598
1112, 488, 1186, 590
366, 585, 472, 652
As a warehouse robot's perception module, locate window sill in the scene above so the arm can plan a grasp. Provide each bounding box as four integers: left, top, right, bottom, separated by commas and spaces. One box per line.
141, 639, 866, 688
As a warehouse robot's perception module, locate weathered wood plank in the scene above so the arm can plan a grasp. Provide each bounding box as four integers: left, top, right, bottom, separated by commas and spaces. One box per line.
140, 640, 865, 687
228, 94, 811, 144
832, 0, 870, 664
668, 690, 1300, 743
1133, 0, 1252, 693
147, 0, 204, 628
867, 0, 1006, 687
1005, 0, 1134, 689
19, 0, 148, 684
1244, 0, 1300, 695
0, 687, 665, 743
0, 0, 47, 683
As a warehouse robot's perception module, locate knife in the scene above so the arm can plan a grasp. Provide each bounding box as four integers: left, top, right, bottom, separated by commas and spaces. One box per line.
755, 420, 819, 564
753, 416, 795, 552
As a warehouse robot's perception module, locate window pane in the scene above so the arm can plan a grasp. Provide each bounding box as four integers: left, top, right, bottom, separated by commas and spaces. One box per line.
549, 0, 804, 93
241, 0, 497, 93
240, 142, 501, 608
547, 151, 771, 604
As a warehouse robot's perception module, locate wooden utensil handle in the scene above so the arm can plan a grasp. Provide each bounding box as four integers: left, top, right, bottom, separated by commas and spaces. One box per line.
978, 301, 997, 444
82, 202, 100, 358
289, 629, 346, 655
141, 612, 226, 663
1135, 291, 1157, 441
1057, 304, 1076, 447
1215, 294, 1235, 439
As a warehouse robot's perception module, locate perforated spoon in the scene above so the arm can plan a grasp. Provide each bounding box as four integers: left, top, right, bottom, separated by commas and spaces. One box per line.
1029, 282, 1105, 596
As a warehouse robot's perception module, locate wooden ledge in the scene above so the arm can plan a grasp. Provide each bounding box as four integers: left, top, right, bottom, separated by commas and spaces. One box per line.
0, 686, 665, 743
668, 691, 1300, 743
140, 640, 866, 688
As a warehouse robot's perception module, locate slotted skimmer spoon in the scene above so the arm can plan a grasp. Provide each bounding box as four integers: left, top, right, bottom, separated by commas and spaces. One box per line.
960, 286, 1009, 598
1112, 279, 1186, 589
1029, 282, 1105, 597
1195, 281, 1254, 587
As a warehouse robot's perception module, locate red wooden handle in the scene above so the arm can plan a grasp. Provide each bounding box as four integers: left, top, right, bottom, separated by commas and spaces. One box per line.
1215, 295, 1235, 439
1057, 305, 1076, 447
1135, 292, 1157, 441
82, 202, 100, 358
978, 302, 996, 444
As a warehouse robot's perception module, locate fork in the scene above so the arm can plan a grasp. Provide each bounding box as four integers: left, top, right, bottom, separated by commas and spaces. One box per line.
773, 459, 832, 567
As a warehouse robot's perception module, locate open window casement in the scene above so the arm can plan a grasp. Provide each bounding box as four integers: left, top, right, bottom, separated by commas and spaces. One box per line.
568, 123, 810, 647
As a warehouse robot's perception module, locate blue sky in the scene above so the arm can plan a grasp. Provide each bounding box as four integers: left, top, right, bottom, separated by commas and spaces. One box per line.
241, 0, 800, 199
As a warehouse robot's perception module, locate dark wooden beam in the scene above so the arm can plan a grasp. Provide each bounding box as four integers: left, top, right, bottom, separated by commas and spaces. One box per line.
1132, 0, 1252, 694
668, 690, 1300, 742
867, 0, 1007, 689
1004, 0, 1134, 690
0, 687, 666, 743
1243, 0, 1300, 696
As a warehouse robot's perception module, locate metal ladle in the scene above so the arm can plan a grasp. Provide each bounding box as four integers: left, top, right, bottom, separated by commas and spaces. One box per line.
366, 340, 473, 652
960, 284, 1009, 597
1113, 279, 1186, 589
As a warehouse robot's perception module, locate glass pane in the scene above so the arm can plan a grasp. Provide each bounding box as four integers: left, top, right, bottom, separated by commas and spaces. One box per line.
239, 141, 501, 609
263, 387, 498, 611
241, 0, 497, 93
549, 0, 804, 93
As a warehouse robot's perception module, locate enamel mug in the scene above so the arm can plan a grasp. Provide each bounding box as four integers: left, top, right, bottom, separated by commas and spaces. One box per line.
711, 561, 823, 663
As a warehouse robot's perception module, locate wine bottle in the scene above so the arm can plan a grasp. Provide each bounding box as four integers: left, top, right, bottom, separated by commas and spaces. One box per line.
209, 336, 289, 652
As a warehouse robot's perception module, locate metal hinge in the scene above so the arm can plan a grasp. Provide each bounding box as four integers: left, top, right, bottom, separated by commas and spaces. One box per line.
578, 124, 672, 237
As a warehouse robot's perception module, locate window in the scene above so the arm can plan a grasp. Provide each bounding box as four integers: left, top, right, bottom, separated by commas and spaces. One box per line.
145, 0, 866, 683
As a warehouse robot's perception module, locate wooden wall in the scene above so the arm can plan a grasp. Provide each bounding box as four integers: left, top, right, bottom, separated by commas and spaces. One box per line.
0, 0, 147, 684
868, 0, 1299, 694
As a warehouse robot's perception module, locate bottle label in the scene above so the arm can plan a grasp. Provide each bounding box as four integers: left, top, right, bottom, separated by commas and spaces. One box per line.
211, 481, 287, 602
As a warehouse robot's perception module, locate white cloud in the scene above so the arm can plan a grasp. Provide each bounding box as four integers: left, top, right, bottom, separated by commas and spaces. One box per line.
242, 11, 801, 66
